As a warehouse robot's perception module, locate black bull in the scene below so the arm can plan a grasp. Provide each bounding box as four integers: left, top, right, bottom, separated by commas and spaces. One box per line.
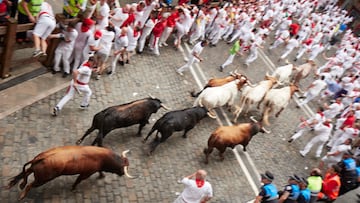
144, 106, 208, 154
76, 98, 167, 146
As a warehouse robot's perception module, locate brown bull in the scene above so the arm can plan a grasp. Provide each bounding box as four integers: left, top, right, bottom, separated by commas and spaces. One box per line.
203, 117, 270, 164
6, 146, 134, 200
190, 71, 247, 97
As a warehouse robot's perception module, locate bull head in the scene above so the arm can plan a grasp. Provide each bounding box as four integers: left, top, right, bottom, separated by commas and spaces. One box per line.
250, 116, 271, 134
121, 150, 136, 179
148, 94, 171, 110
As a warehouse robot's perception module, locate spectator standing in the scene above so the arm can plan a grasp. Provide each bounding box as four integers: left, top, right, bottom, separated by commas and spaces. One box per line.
72, 18, 95, 71
174, 169, 213, 203
52, 22, 78, 77
254, 171, 279, 203
317, 165, 341, 202
96, 26, 115, 77
17, 0, 44, 43
110, 26, 128, 74
32, 2, 56, 57
63, 0, 84, 19
338, 151, 358, 195
297, 178, 311, 203
95, 0, 110, 30
278, 175, 301, 203
307, 168, 323, 203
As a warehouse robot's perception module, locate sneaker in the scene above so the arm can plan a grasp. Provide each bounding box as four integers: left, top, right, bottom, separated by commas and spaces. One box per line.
62, 72, 69, 78
315, 155, 321, 158
219, 66, 224, 72
118, 61, 124, 66
52, 70, 60, 74
176, 70, 184, 76
80, 104, 89, 109
244, 63, 249, 67
288, 138, 293, 143
95, 75, 101, 80
163, 42, 168, 47
52, 106, 59, 116
299, 151, 306, 157
107, 70, 113, 75
32, 50, 43, 57
159, 43, 163, 48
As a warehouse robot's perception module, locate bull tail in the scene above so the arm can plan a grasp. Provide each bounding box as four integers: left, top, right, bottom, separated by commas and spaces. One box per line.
190, 88, 204, 97
262, 101, 271, 126
6, 159, 36, 189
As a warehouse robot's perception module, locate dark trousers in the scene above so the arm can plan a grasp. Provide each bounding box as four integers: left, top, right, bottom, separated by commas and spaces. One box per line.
16, 12, 30, 40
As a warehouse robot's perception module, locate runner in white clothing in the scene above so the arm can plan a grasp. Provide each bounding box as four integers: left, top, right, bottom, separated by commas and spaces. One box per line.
176, 40, 208, 76
52, 56, 97, 116
298, 75, 328, 106
52, 22, 78, 77
95, 0, 110, 30
299, 119, 333, 158
174, 170, 213, 203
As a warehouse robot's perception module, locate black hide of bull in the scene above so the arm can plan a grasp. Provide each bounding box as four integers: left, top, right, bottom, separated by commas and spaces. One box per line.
144, 106, 208, 154
76, 97, 164, 146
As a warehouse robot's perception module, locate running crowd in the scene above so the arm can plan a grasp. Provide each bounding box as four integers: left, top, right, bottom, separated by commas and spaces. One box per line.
7, 0, 360, 202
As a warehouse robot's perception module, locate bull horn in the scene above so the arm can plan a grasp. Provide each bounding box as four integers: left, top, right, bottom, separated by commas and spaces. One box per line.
265, 71, 270, 77
124, 166, 135, 179
122, 149, 130, 157
250, 116, 258, 123
229, 71, 236, 76
246, 79, 256, 87
148, 94, 155, 99
160, 103, 171, 110
261, 127, 271, 134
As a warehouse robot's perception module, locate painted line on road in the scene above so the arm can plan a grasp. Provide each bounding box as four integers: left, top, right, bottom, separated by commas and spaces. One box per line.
181, 43, 260, 196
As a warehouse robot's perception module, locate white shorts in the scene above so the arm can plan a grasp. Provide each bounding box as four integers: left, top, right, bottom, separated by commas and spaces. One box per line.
33, 15, 56, 39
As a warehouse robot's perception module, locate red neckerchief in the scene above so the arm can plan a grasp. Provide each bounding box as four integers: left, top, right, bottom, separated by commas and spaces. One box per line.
318, 112, 324, 117
83, 62, 91, 67
195, 179, 205, 188
324, 123, 331, 127
134, 30, 139, 37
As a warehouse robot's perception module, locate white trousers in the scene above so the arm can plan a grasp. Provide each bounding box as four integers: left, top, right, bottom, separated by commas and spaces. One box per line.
149, 35, 160, 55
296, 46, 307, 59
56, 80, 92, 110
299, 92, 318, 106
159, 26, 173, 45
245, 50, 258, 64
221, 54, 235, 68
280, 47, 294, 59
53, 48, 72, 73
138, 27, 153, 52
290, 127, 311, 141
177, 55, 198, 73
301, 135, 329, 157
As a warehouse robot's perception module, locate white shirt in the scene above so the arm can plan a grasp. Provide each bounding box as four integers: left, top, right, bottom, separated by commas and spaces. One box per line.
309, 79, 327, 95
57, 29, 78, 50
139, 0, 158, 27
314, 122, 332, 138
285, 38, 299, 49
324, 102, 344, 119
98, 29, 115, 55
191, 42, 204, 56
77, 63, 92, 84
180, 178, 213, 203
74, 23, 93, 50
111, 8, 129, 27
114, 27, 128, 51
96, 2, 110, 30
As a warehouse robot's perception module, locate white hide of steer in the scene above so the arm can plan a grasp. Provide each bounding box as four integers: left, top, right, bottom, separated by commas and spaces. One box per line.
232, 75, 278, 122
262, 84, 300, 125
193, 76, 248, 118
271, 64, 296, 85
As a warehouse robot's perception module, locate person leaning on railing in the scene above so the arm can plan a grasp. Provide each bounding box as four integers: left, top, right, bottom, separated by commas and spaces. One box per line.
16, 0, 43, 43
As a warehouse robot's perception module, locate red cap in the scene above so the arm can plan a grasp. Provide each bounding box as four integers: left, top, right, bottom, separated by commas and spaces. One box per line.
94, 30, 102, 38
83, 18, 95, 26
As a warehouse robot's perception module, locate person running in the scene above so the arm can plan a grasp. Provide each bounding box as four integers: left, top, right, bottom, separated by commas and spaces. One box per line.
219, 38, 242, 72
176, 40, 208, 76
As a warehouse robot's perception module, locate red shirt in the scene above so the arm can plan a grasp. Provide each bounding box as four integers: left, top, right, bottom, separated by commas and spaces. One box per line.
121, 13, 135, 28
289, 23, 300, 36
166, 11, 179, 28
152, 21, 166, 37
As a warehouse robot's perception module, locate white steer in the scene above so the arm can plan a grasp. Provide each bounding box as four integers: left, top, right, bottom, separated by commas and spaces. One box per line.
271, 64, 296, 85
262, 84, 300, 125
233, 74, 278, 122
194, 76, 248, 118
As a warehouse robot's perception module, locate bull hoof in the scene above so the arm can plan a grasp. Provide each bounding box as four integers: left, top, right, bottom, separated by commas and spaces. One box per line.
76, 139, 82, 145
204, 160, 209, 164
243, 148, 247, 152
142, 139, 147, 143
19, 182, 26, 190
